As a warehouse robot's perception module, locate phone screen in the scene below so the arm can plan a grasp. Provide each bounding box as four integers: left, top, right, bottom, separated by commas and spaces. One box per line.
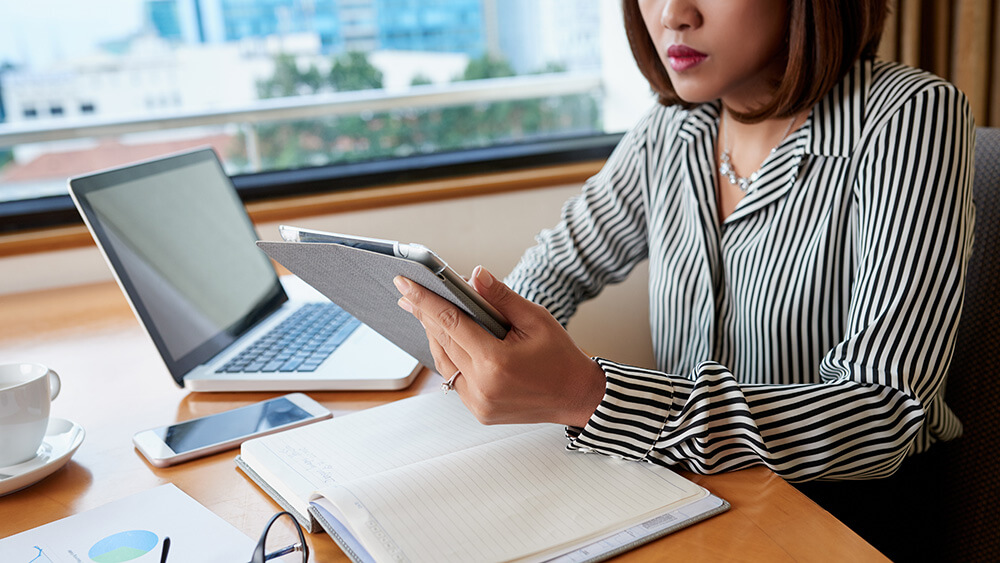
155, 397, 311, 454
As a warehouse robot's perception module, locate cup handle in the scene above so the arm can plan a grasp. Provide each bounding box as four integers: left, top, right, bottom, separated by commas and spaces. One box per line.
48, 369, 61, 401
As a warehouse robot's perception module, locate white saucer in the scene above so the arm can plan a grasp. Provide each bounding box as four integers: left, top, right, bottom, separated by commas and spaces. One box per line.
0, 418, 85, 497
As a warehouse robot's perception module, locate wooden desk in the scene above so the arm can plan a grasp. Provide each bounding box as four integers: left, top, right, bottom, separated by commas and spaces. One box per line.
0, 281, 888, 561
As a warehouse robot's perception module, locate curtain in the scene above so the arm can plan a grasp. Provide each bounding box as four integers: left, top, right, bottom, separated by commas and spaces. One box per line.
879, 0, 1000, 127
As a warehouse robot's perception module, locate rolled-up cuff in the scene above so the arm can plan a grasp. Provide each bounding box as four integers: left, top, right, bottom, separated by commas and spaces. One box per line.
566, 357, 685, 461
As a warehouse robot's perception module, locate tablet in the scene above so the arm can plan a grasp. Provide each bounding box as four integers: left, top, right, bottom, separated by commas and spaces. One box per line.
257, 228, 510, 370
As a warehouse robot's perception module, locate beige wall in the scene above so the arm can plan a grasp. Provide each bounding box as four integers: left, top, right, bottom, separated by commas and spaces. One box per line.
0, 185, 656, 369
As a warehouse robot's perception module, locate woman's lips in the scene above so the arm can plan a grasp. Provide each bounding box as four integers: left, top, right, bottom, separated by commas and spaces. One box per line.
667, 45, 707, 72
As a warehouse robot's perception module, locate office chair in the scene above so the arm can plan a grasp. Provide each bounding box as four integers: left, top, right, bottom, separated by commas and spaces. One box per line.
938, 127, 1000, 563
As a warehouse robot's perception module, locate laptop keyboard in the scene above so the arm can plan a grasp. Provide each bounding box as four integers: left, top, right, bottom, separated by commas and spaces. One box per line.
217, 303, 361, 374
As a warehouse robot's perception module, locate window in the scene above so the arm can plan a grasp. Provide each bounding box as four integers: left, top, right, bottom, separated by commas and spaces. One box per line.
0, 0, 650, 231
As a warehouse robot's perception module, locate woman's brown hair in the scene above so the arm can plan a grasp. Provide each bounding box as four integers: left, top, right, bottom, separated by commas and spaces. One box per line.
622, 0, 889, 122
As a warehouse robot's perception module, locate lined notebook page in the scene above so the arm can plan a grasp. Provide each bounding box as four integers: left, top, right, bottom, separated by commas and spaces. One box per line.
316, 427, 705, 562
242, 393, 706, 562
240, 393, 540, 514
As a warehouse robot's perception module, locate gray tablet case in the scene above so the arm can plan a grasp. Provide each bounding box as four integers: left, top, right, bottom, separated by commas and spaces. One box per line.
256, 241, 507, 370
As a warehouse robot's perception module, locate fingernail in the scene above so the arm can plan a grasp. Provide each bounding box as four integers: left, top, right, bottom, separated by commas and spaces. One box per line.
397, 297, 413, 313
474, 265, 494, 288
393, 276, 411, 294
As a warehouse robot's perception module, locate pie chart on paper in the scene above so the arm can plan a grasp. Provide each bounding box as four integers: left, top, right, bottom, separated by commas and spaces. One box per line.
87, 530, 159, 563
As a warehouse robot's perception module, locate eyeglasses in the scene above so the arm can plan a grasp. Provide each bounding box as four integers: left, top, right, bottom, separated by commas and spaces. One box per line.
250, 511, 310, 563
158, 511, 309, 563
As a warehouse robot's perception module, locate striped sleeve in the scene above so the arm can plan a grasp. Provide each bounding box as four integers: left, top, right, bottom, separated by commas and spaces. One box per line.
505, 107, 672, 324
533, 78, 975, 481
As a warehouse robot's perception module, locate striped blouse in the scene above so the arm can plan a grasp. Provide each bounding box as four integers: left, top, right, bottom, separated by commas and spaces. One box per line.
506, 59, 976, 482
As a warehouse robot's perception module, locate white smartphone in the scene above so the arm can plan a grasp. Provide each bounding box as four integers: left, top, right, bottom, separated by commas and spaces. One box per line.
132, 393, 331, 467
278, 225, 511, 334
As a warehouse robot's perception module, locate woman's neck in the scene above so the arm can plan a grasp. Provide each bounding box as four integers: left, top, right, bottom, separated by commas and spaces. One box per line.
715, 107, 808, 221
720, 107, 803, 155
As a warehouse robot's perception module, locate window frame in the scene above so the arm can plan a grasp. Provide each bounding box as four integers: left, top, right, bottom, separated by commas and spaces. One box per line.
0, 132, 621, 234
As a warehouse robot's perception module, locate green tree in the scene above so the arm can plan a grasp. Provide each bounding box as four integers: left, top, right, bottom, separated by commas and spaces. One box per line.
300, 64, 324, 94
257, 53, 306, 98
252, 51, 387, 169
457, 54, 515, 81
329, 51, 383, 92
248, 51, 599, 171
410, 73, 433, 87
430, 54, 557, 148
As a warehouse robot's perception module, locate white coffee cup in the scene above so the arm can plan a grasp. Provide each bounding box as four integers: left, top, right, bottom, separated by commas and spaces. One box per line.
0, 363, 62, 467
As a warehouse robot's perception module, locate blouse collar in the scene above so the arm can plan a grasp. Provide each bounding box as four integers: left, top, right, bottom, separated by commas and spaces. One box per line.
806, 58, 871, 159
676, 58, 872, 160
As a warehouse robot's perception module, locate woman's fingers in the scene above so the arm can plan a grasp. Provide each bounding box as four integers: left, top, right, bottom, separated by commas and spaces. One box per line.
425, 328, 463, 379
395, 276, 497, 356
395, 276, 476, 380
394, 271, 605, 427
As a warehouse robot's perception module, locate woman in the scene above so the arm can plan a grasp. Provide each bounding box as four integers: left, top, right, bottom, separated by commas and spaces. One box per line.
394, 1, 974, 559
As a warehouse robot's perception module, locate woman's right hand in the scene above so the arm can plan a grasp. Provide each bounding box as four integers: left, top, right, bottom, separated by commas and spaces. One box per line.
395, 265, 606, 428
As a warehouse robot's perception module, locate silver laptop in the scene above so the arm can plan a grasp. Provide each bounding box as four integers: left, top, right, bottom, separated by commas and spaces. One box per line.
68, 147, 420, 392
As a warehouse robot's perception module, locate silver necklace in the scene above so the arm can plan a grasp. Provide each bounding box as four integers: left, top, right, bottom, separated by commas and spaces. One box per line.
718, 112, 796, 192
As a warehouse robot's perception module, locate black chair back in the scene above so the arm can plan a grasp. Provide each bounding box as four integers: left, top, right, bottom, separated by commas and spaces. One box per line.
939, 127, 1000, 562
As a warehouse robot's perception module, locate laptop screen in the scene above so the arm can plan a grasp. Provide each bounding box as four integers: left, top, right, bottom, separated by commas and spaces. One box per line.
69, 148, 286, 385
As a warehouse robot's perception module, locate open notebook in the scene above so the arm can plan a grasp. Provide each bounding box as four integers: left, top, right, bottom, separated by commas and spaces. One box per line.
236, 393, 728, 562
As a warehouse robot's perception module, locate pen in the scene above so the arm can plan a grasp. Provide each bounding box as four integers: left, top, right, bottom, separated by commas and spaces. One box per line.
160, 537, 170, 563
